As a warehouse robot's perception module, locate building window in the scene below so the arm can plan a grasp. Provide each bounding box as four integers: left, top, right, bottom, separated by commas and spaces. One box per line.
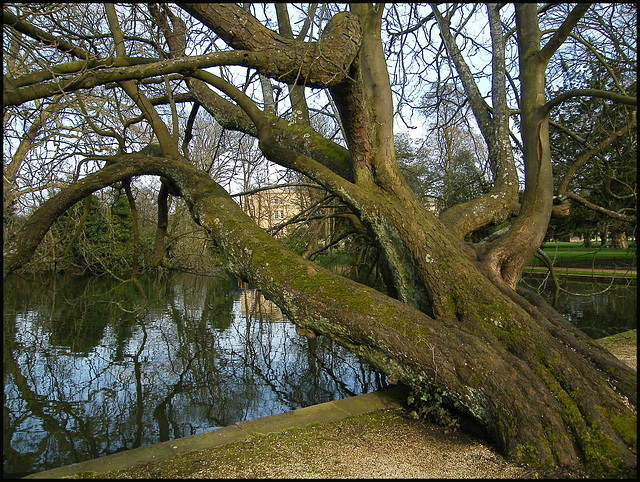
272, 198, 279, 205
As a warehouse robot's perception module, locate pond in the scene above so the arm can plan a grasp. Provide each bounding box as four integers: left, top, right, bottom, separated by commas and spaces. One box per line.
519, 273, 637, 339
3, 271, 636, 477
3, 272, 386, 478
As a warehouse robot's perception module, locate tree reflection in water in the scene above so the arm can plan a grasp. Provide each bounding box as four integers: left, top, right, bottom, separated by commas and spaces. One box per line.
518, 274, 637, 339
3, 273, 386, 477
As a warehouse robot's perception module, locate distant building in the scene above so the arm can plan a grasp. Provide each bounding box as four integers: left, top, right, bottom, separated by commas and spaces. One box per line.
422, 195, 441, 213
240, 186, 309, 236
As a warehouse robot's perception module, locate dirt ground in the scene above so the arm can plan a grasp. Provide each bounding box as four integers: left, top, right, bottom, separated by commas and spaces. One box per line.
77, 330, 636, 479
81, 407, 542, 479
596, 329, 637, 371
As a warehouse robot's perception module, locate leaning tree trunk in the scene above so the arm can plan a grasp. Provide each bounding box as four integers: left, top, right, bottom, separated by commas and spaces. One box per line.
3, 154, 636, 476
310, 175, 637, 477
215, 4, 635, 475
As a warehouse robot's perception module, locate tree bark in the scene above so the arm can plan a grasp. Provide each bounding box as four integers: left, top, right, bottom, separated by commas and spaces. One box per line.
479, 4, 556, 289
3, 154, 636, 476
187, 5, 636, 475
431, 4, 520, 238
180, 3, 362, 89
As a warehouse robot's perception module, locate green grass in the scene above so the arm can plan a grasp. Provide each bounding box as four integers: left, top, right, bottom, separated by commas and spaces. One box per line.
529, 242, 636, 267
542, 241, 636, 247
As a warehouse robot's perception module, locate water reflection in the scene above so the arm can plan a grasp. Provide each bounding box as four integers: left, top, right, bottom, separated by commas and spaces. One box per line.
3, 273, 386, 477
519, 274, 637, 339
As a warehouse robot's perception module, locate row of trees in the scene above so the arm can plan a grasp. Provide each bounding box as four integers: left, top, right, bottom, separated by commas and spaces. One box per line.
3, 3, 636, 476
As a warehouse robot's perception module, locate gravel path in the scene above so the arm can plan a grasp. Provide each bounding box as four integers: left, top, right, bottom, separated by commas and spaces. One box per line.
98, 407, 541, 479
189, 408, 541, 479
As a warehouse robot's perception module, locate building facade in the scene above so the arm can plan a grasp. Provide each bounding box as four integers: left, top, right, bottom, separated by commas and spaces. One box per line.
241, 186, 309, 236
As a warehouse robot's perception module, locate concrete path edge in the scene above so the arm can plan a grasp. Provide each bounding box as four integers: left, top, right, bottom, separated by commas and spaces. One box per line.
23, 385, 409, 479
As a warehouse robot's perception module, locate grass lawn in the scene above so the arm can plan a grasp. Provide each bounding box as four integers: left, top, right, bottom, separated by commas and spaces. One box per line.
529, 242, 636, 267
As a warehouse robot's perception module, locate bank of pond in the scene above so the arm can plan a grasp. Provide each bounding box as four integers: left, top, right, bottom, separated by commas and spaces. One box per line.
3, 271, 637, 477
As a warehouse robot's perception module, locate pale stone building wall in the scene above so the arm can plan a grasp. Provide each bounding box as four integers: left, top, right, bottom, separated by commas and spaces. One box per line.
241, 186, 309, 235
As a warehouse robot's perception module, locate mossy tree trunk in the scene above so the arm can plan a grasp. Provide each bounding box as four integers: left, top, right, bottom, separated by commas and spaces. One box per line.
3, 3, 636, 476
4, 153, 636, 475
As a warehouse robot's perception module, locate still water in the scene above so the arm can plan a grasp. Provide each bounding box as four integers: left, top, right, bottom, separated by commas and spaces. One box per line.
3, 272, 386, 477
519, 273, 637, 339
3, 271, 637, 477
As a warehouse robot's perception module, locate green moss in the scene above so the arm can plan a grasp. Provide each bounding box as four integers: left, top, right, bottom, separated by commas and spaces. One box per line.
476, 300, 513, 332
258, 247, 427, 345
610, 412, 637, 447
471, 300, 529, 354
71, 409, 415, 479
513, 443, 542, 466
274, 117, 351, 171
536, 361, 635, 477
468, 370, 485, 388
439, 291, 458, 314
72, 471, 100, 478
542, 428, 559, 464
597, 329, 637, 351
497, 408, 516, 439
539, 364, 583, 428
581, 427, 627, 478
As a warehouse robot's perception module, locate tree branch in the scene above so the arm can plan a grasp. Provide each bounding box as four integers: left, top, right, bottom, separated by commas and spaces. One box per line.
3, 51, 281, 107
190, 69, 354, 182
180, 3, 362, 88
534, 248, 561, 308
564, 32, 629, 95
3, 9, 90, 60
557, 114, 637, 195
3, 95, 65, 201
2, 155, 149, 279
564, 192, 636, 222
433, 4, 520, 238
429, 4, 493, 136
543, 89, 637, 117
232, 182, 326, 198
105, 3, 175, 155
538, 3, 592, 64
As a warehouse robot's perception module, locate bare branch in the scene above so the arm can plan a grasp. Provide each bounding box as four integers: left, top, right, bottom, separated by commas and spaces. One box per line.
2, 51, 285, 107
3, 9, 90, 60
543, 89, 637, 116
558, 114, 637, 195
564, 192, 636, 222
539, 3, 592, 63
